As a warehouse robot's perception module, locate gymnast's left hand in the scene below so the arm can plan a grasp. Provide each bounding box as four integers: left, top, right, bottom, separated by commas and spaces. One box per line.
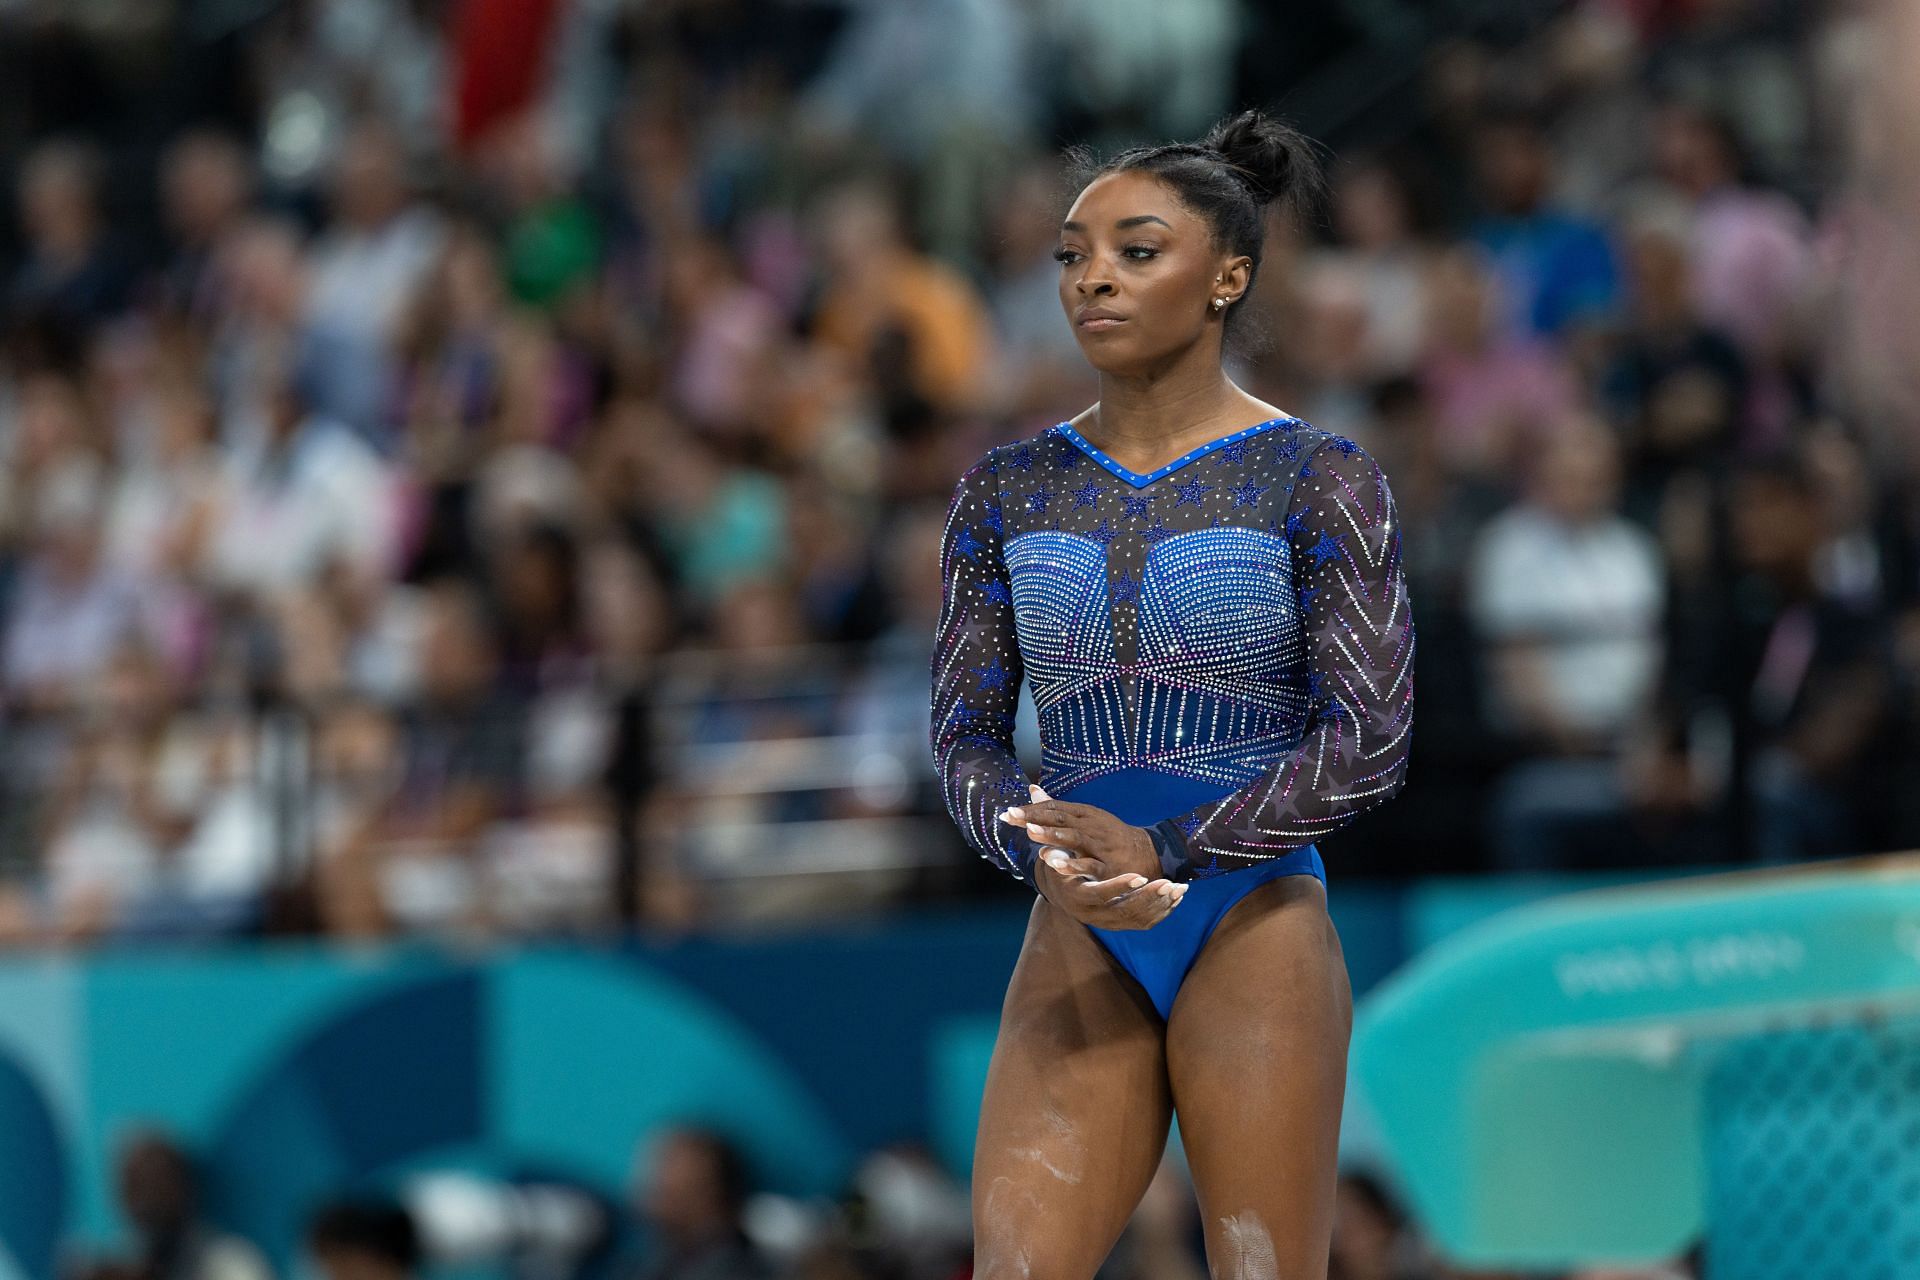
998, 784, 1160, 884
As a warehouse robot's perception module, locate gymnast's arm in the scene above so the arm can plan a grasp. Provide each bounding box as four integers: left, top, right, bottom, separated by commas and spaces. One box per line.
1143, 437, 1416, 880
929, 452, 1041, 885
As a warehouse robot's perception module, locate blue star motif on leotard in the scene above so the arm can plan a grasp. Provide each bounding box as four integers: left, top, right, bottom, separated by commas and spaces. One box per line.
1050, 448, 1080, 470
1007, 446, 1034, 472
953, 526, 985, 560
995, 774, 1029, 798
1171, 476, 1214, 507
1331, 436, 1361, 456
1300, 460, 1317, 479
1026, 485, 1054, 513
983, 502, 1003, 535
972, 657, 1011, 693
951, 706, 1011, 733
931, 415, 1416, 894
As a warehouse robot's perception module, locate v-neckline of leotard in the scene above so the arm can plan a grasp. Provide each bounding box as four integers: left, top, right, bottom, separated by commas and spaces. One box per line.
1049, 415, 1298, 489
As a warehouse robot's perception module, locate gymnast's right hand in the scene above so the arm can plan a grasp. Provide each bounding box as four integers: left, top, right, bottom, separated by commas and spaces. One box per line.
1018, 785, 1186, 928
1031, 857, 1185, 929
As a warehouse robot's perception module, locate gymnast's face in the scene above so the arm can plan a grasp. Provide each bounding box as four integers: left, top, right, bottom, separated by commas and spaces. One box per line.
1055, 169, 1249, 375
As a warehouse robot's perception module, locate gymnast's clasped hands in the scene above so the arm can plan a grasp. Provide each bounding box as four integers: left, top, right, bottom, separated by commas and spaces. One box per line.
998, 782, 1189, 930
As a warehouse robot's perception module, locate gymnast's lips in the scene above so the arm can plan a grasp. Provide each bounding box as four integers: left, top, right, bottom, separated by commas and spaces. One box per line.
1077, 306, 1127, 330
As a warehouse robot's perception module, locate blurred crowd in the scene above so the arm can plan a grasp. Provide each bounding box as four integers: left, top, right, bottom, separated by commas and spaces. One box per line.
0, 0, 1917, 945
74, 1123, 1697, 1280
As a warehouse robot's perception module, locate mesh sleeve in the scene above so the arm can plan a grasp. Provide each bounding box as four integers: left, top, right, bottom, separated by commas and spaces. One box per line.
1144, 437, 1415, 880
929, 452, 1040, 884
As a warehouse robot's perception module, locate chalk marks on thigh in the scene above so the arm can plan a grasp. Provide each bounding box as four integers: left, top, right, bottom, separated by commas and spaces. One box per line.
970, 895, 1174, 1280
1165, 873, 1352, 1280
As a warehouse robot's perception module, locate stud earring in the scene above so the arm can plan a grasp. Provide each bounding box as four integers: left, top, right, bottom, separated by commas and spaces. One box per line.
1212, 297, 1226, 310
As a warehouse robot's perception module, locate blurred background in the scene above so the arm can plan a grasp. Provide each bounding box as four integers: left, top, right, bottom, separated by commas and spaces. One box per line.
0, 0, 1916, 1278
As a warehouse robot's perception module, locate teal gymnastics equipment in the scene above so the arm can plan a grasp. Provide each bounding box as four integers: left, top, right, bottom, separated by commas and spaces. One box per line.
1351, 853, 1920, 1279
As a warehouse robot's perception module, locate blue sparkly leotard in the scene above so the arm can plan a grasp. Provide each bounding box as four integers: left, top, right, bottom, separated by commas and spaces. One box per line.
930, 414, 1415, 1019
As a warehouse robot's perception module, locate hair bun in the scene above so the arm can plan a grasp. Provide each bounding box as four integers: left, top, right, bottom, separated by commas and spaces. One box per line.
1199, 108, 1324, 212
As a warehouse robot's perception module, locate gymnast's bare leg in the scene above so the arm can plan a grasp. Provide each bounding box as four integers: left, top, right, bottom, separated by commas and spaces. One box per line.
970, 893, 1174, 1279
1167, 874, 1353, 1280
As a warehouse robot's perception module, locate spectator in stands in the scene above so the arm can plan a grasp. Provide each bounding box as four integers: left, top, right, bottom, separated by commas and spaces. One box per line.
635, 426, 788, 620
156, 131, 254, 326
1649, 99, 1815, 452
794, 0, 1038, 203
658, 231, 788, 443
1329, 1169, 1438, 1280
33, 643, 200, 942
1281, 255, 1380, 443
1468, 106, 1623, 341
845, 1145, 972, 1279
1598, 193, 1747, 531
103, 375, 229, 589
211, 215, 394, 452
1323, 156, 1434, 381
1467, 416, 1666, 869
392, 221, 513, 487
0, 370, 107, 570
1627, 448, 1894, 866
3, 463, 160, 717
980, 155, 1098, 419
479, 113, 603, 312
628, 1126, 771, 1280
8, 139, 135, 339
1418, 245, 1580, 482
107, 1130, 273, 1280
846, 505, 958, 820
807, 177, 996, 422
206, 353, 400, 602
307, 122, 446, 364
1723, 452, 1887, 860
0, 0, 1913, 931
316, 577, 525, 936
307, 1199, 421, 1280
1101, 1156, 1207, 1280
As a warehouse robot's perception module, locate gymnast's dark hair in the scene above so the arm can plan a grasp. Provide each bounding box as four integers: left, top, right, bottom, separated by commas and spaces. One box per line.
1063, 107, 1328, 340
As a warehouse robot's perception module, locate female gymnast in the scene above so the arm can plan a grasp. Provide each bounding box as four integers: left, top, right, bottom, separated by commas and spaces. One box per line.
930, 107, 1415, 1279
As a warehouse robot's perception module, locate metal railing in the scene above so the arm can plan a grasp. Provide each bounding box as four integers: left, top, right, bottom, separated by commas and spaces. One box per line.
0, 635, 973, 940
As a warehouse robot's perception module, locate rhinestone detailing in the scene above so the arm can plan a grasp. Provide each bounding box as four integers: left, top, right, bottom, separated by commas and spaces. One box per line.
931, 418, 1415, 884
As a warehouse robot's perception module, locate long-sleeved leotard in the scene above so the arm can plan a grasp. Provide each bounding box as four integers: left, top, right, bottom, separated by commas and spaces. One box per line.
930, 415, 1414, 886
931, 446, 1042, 883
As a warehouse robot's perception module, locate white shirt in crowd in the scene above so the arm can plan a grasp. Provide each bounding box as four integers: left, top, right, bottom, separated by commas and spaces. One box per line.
208, 415, 399, 596
1466, 505, 1666, 741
